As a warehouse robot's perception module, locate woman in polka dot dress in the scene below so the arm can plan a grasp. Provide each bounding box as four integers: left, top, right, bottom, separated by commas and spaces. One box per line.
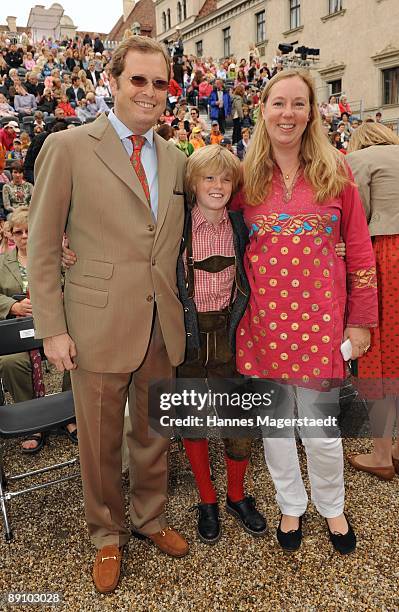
347, 122, 399, 481
231, 70, 378, 554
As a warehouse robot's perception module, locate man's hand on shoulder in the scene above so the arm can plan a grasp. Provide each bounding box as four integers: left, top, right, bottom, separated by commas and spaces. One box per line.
43, 333, 77, 372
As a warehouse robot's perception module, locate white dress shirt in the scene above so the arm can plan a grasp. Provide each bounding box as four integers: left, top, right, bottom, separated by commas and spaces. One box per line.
107, 109, 159, 220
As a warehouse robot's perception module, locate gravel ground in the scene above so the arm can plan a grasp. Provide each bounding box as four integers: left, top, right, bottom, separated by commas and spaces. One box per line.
1, 366, 398, 612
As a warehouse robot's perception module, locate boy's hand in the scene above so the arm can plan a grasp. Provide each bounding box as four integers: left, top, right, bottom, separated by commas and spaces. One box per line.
335, 238, 346, 259
62, 234, 77, 269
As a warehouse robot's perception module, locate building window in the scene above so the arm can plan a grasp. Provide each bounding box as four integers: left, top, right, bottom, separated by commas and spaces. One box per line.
167, 8, 171, 29
289, 0, 301, 29
183, 0, 187, 19
383, 67, 399, 105
328, 79, 342, 97
223, 27, 231, 57
177, 2, 182, 22
196, 40, 203, 57
329, 0, 342, 13
162, 12, 166, 31
256, 11, 266, 43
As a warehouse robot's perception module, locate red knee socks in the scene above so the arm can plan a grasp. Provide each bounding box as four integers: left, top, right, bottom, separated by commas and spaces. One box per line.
183, 439, 217, 504
225, 453, 248, 502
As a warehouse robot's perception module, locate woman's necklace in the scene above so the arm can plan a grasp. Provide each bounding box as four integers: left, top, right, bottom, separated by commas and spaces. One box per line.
279, 164, 301, 203
281, 162, 300, 181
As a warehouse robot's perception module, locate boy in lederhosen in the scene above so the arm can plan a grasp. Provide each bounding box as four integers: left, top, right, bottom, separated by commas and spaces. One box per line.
177, 145, 267, 544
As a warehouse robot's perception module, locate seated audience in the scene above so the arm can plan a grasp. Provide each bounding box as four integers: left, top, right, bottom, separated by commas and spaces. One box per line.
57, 94, 76, 117
0, 93, 17, 117
190, 126, 206, 149
175, 128, 195, 156
66, 76, 86, 104
2, 162, 33, 214
188, 107, 208, 135
14, 85, 37, 118
37, 88, 57, 115
0, 121, 20, 151
236, 127, 251, 160
206, 121, 223, 145
7, 138, 23, 161
0, 206, 78, 451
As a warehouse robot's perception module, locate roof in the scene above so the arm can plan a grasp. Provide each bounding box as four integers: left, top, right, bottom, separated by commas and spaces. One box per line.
197, 0, 218, 20
108, 0, 155, 40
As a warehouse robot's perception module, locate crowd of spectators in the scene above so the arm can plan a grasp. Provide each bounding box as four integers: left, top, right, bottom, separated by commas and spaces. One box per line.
0, 29, 391, 211
0, 29, 392, 452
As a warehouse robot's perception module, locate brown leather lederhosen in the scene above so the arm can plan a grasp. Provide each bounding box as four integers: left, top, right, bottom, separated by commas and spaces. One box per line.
177, 220, 252, 460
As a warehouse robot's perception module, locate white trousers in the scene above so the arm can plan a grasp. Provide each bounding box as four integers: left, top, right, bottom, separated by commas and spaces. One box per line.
263, 386, 344, 518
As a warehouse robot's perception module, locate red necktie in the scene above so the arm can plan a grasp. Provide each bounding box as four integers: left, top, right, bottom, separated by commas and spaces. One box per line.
129, 135, 150, 206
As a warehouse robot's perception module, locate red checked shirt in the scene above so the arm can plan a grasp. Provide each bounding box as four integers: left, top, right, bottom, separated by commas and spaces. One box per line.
188, 205, 235, 312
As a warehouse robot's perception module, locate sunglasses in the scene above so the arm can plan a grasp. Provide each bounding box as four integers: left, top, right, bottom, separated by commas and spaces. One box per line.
13, 229, 28, 236
129, 75, 169, 91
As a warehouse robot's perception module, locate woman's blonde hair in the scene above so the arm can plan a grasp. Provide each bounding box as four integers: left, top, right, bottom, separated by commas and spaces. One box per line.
8, 206, 29, 232
243, 69, 351, 206
0, 220, 10, 251
347, 121, 399, 152
184, 144, 242, 206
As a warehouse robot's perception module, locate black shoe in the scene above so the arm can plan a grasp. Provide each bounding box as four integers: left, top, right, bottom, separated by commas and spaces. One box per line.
226, 496, 268, 536
190, 503, 221, 544
277, 515, 303, 551
326, 515, 356, 555
62, 424, 78, 444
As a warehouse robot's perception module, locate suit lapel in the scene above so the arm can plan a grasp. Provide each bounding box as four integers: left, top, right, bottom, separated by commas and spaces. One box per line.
5, 250, 23, 289
90, 114, 150, 210
154, 133, 176, 241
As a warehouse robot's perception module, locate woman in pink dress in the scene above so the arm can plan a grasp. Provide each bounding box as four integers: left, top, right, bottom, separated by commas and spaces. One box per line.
232, 69, 378, 554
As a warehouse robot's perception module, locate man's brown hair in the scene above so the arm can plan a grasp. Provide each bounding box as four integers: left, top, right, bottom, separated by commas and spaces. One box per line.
110, 35, 171, 81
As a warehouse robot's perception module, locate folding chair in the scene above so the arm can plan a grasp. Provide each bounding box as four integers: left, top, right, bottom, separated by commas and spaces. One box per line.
0, 317, 80, 542
0, 116, 19, 128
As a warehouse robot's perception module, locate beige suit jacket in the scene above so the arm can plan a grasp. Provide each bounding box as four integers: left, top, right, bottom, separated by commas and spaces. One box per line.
0, 249, 23, 319
28, 113, 187, 372
347, 144, 399, 236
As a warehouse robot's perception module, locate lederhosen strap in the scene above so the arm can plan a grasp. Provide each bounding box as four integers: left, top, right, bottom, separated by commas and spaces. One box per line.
186, 216, 236, 311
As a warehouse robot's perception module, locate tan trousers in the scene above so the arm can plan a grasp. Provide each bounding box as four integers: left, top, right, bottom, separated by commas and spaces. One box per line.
70, 313, 173, 549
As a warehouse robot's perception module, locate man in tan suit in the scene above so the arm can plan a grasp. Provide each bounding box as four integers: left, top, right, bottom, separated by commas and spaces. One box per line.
28, 37, 188, 593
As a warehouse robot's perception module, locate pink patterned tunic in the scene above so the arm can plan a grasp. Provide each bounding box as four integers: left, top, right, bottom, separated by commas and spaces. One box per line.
231, 167, 378, 389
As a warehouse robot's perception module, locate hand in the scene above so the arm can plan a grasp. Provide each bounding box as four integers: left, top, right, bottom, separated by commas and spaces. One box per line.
335, 239, 346, 259
61, 235, 77, 269
10, 298, 32, 317
343, 327, 371, 360
43, 333, 77, 372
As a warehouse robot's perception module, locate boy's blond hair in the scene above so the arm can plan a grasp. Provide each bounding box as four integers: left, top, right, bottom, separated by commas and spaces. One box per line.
184, 145, 242, 205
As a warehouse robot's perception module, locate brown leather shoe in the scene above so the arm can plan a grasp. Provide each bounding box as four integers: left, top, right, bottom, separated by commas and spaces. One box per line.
92, 545, 123, 594
347, 454, 395, 481
145, 527, 189, 557
393, 456, 399, 475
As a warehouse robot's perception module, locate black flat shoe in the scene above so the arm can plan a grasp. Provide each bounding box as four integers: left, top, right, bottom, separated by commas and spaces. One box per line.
326, 515, 356, 555
277, 515, 303, 551
63, 424, 78, 444
21, 432, 46, 454
226, 496, 268, 536
190, 502, 221, 544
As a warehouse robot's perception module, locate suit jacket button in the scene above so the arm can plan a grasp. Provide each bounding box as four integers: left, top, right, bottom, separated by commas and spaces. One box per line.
147, 224, 155, 232
184, 308, 189, 312
187, 332, 192, 336
146, 295, 154, 302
